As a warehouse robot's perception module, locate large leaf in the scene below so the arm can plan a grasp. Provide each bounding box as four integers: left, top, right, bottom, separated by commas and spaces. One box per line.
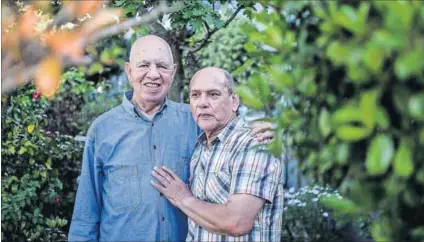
393, 138, 414, 178
235, 86, 262, 109
366, 134, 394, 176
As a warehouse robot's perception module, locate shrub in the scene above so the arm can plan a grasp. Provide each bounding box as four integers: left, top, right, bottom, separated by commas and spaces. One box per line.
1, 86, 83, 241
237, 1, 424, 241
282, 186, 371, 242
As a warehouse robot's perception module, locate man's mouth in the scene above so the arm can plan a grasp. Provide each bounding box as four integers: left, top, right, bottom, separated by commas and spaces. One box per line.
143, 82, 161, 88
198, 114, 213, 119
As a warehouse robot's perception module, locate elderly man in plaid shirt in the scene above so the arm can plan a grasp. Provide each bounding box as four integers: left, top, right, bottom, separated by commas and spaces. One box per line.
152, 67, 284, 241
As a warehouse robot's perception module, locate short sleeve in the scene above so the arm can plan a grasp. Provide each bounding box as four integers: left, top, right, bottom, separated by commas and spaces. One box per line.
229, 140, 282, 203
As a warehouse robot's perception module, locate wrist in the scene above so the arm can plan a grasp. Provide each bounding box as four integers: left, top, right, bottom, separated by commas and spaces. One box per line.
179, 195, 195, 209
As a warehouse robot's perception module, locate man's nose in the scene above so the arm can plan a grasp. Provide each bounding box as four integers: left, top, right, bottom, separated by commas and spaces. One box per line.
197, 95, 209, 108
146, 65, 160, 79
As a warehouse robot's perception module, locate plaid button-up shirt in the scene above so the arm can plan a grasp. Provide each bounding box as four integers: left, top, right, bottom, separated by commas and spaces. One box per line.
187, 117, 284, 242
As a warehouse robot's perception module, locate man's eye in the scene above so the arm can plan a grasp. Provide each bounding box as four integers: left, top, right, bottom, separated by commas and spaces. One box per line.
190, 93, 199, 98
139, 64, 148, 68
210, 93, 220, 97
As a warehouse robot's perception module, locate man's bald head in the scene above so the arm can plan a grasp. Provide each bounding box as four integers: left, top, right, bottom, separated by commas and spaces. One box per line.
129, 35, 174, 65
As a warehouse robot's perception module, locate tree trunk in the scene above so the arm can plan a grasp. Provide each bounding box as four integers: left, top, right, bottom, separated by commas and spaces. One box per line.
168, 30, 185, 103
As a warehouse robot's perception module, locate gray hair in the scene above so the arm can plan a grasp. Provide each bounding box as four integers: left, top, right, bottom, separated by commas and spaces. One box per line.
223, 70, 235, 94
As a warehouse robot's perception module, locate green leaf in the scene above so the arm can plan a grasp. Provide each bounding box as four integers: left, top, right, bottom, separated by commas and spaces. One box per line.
366, 135, 394, 176
235, 86, 262, 109
360, 89, 379, 128
411, 226, 424, 240
320, 195, 360, 214
335, 125, 371, 142
319, 108, 331, 137
332, 106, 362, 125
18, 147, 27, 155
371, 219, 391, 242
363, 47, 384, 73
267, 132, 283, 157
376, 107, 390, 129
336, 143, 349, 165
393, 138, 414, 178
416, 168, 424, 184
408, 92, 424, 121
395, 50, 424, 80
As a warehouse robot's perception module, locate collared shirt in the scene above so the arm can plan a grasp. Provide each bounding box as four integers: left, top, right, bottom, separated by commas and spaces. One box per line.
68, 90, 200, 242
187, 117, 284, 242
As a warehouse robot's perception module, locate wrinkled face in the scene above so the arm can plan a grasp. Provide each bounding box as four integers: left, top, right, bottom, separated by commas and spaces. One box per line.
189, 70, 239, 135
125, 39, 176, 104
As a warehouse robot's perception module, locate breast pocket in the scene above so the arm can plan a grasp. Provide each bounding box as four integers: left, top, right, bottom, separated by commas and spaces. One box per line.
205, 169, 231, 204
105, 165, 141, 212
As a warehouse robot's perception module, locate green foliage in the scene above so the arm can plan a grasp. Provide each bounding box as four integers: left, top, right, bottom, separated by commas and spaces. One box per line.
195, 17, 253, 84
1, 86, 83, 241
238, 1, 424, 241
45, 68, 95, 136
283, 186, 371, 242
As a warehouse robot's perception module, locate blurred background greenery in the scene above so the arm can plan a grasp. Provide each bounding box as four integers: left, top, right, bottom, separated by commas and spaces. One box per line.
1, 0, 423, 241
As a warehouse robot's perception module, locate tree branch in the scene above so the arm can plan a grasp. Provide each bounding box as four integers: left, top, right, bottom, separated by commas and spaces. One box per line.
86, 2, 181, 45
189, 5, 244, 53
1, 2, 182, 95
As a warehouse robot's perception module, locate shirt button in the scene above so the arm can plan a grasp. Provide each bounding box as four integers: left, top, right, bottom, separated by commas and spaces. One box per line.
160, 193, 163, 196
151, 122, 154, 127
153, 145, 157, 149
161, 217, 166, 221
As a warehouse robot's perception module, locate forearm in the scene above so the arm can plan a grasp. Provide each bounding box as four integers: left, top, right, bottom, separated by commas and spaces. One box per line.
179, 196, 236, 235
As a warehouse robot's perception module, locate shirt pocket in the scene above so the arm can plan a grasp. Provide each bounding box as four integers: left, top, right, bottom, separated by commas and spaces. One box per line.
205, 169, 231, 204
105, 165, 141, 212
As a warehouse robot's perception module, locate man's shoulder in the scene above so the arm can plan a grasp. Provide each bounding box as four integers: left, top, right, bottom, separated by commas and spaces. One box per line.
167, 100, 191, 113
86, 105, 124, 137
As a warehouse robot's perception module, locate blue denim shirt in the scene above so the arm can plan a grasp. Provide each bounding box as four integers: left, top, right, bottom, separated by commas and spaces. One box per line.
68, 91, 200, 241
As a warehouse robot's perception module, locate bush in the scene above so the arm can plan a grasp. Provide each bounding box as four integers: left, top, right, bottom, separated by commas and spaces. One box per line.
282, 186, 371, 242
237, 1, 424, 241
1, 86, 83, 241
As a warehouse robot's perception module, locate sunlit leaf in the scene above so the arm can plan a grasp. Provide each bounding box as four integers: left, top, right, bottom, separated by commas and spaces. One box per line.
35, 56, 62, 98
408, 92, 424, 121
82, 8, 122, 35
366, 134, 394, 176
393, 138, 414, 178
335, 125, 371, 141
319, 108, 331, 138
19, 7, 39, 39
27, 124, 35, 134
46, 31, 85, 59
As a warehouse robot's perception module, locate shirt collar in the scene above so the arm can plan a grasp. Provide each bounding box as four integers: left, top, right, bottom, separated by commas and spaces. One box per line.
196, 116, 243, 146
122, 90, 169, 118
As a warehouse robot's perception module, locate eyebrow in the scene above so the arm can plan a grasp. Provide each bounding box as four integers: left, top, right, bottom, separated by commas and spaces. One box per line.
190, 89, 222, 93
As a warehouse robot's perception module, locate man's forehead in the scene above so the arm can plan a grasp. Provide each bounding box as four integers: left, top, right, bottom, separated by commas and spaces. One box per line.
191, 75, 227, 90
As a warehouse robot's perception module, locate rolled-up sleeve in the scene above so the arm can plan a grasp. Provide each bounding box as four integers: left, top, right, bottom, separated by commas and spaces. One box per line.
68, 135, 102, 241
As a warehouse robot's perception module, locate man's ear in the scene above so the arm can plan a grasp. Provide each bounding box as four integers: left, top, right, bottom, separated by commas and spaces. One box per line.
171, 64, 177, 82
232, 93, 240, 113
124, 62, 133, 87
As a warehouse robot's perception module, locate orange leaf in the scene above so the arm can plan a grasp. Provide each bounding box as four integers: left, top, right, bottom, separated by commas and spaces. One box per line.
82, 8, 122, 35
46, 31, 85, 59
35, 56, 62, 98
19, 7, 40, 39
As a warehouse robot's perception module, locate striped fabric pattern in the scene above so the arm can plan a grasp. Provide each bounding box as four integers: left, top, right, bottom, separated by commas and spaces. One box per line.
187, 117, 284, 242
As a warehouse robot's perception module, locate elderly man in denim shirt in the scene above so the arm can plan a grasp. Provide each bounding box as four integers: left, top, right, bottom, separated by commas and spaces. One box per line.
68, 35, 272, 241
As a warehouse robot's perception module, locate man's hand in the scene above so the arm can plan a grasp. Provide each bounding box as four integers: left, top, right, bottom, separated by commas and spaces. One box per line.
151, 166, 193, 207
251, 121, 274, 142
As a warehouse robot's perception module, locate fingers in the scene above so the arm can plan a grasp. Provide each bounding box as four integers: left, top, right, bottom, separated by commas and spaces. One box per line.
151, 180, 165, 193
152, 169, 171, 186
161, 166, 180, 181
258, 130, 274, 141
251, 121, 273, 136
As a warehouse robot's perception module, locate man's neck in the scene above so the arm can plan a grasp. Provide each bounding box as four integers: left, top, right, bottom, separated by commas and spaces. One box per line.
205, 115, 237, 147
131, 97, 165, 120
